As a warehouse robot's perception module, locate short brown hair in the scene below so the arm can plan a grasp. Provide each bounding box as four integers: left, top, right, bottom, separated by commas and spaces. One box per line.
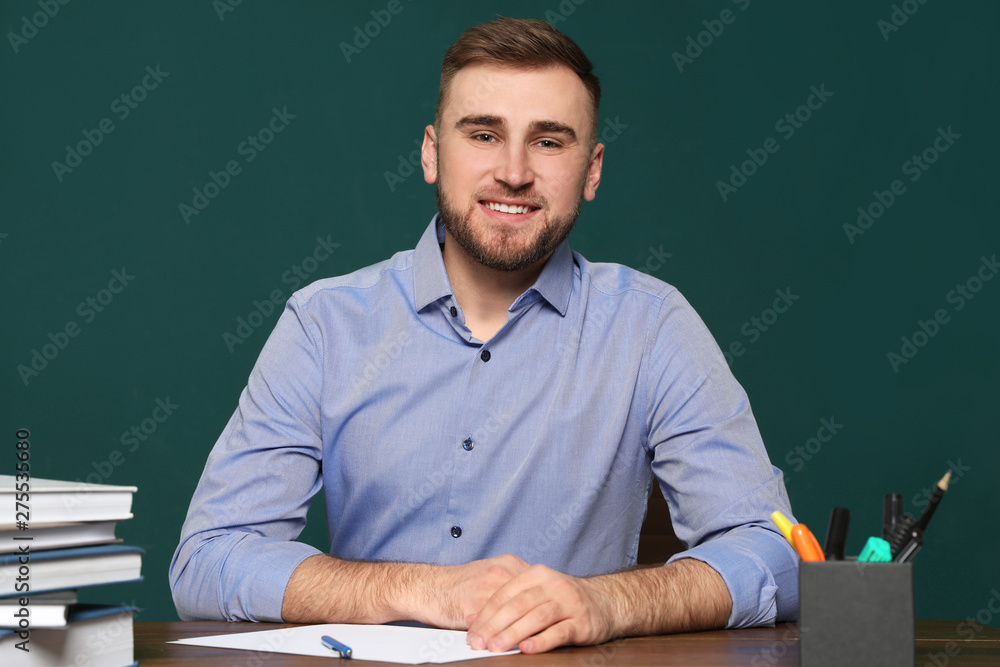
434, 17, 601, 149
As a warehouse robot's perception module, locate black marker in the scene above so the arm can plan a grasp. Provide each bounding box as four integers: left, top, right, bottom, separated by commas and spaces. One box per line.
882, 493, 903, 541
824, 506, 850, 560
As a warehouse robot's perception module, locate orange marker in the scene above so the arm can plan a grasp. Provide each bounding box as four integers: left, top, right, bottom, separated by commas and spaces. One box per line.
791, 524, 826, 561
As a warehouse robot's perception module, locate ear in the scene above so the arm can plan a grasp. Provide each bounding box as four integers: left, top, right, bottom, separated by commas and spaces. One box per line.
422, 125, 438, 184
583, 142, 604, 202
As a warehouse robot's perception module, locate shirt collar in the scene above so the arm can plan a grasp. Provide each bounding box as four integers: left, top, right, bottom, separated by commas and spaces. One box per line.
413, 215, 454, 311
412, 213, 574, 317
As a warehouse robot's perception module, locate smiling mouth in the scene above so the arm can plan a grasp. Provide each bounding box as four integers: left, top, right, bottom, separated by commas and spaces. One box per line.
480, 200, 541, 215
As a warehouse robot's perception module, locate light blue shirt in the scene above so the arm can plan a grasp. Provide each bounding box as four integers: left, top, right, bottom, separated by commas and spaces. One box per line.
170, 215, 799, 627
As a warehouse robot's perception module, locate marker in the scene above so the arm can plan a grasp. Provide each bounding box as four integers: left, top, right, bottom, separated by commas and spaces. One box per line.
322, 635, 353, 659
887, 514, 916, 554
882, 493, 903, 541
858, 536, 892, 563
771, 511, 795, 545
823, 507, 850, 560
790, 524, 826, 562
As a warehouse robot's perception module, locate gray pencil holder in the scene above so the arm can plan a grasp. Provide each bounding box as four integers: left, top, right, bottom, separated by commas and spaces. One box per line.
799, 560, 914, 667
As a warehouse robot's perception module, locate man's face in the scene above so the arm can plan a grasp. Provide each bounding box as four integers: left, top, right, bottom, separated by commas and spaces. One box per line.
423, 64, 603, 272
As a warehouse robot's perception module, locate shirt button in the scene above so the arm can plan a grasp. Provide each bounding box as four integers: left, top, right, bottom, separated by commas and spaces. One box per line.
450, 306, 458, 317
451, 525, 462, 538
462, 437, 474, 451
480, 350, 491, 362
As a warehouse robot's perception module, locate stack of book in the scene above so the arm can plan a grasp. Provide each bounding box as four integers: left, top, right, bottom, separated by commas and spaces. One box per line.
0, 476, 142, 667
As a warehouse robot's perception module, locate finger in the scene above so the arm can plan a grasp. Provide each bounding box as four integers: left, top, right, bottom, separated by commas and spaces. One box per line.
484, 600, 566, 653
468, 585, 545, 650
518, 619, 578, 654
467, 575, 529, 638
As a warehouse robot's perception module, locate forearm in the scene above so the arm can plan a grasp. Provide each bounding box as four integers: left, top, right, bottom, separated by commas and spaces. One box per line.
593, 558, 732, 637
281, 553, 436, 624
281, 552, 531, 627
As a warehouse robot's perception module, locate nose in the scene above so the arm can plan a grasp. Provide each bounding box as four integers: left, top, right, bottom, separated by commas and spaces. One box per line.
493, 141, 535, 190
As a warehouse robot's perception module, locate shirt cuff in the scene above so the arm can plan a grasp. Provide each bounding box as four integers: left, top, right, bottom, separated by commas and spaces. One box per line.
218, 534, 323, 622
666, 525, 799, 628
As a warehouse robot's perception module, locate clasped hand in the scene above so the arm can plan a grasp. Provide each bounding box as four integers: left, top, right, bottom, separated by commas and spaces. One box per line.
436, 554, 619, 654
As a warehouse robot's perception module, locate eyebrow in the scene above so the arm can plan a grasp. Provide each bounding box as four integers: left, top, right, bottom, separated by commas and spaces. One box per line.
454, 115, 578, 142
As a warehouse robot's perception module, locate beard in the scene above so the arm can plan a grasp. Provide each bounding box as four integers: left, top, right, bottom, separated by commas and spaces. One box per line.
435, 176, 584, 273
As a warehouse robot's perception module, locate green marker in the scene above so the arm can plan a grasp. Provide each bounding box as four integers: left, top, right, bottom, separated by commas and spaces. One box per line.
858, 536, 892, 563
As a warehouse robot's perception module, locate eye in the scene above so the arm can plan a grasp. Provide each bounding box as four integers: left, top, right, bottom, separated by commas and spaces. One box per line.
472, 133, 497, 143
536, 139, 561, 149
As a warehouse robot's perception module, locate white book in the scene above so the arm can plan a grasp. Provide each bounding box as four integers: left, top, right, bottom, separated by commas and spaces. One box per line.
0, 520, 125, 554
0, 604, 136, 667
0, 602, 70, 628
0, 477, 136, 527
0, 545, 143, 597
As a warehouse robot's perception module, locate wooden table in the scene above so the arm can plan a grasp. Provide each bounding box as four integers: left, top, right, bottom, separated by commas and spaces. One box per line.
135, 620, 1000, 665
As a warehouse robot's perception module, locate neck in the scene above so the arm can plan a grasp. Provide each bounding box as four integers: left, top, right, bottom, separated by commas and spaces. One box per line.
441, 230, 548, 340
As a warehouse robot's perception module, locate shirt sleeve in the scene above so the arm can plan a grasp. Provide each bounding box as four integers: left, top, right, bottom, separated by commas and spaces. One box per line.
169, 294, 325, 621
645, 289, 799, 627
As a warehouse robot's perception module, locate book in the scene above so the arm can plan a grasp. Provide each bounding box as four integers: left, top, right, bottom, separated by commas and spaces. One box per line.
0, 477, 136, 527
0, 545, 143, 598
0, 604, 137, 667
0, 591, 78, 628
0, 520, 125, 554
1, 602, 69, 628
0, 591, 77, 605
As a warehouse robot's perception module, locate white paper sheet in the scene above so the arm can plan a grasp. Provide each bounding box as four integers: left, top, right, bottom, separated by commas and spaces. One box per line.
169, 623, 520, 664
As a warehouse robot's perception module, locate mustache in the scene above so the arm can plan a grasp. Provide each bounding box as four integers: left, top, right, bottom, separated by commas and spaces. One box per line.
473, 188, 547, 208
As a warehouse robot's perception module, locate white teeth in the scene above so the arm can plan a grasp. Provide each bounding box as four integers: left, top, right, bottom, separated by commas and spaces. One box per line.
485, 201, 533, 214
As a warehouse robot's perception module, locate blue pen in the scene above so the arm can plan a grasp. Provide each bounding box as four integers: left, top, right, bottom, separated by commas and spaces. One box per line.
321, 635, 353, 659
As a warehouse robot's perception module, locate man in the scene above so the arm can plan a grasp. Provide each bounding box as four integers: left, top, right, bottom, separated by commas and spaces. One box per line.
170, 17, 798, 654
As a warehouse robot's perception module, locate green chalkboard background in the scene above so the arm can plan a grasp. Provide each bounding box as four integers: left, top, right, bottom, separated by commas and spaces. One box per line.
3, 0, 998, 626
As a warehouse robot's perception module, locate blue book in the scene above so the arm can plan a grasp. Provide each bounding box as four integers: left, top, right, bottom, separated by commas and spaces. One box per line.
1, 604, 137, 667
0, 545, 143, 598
